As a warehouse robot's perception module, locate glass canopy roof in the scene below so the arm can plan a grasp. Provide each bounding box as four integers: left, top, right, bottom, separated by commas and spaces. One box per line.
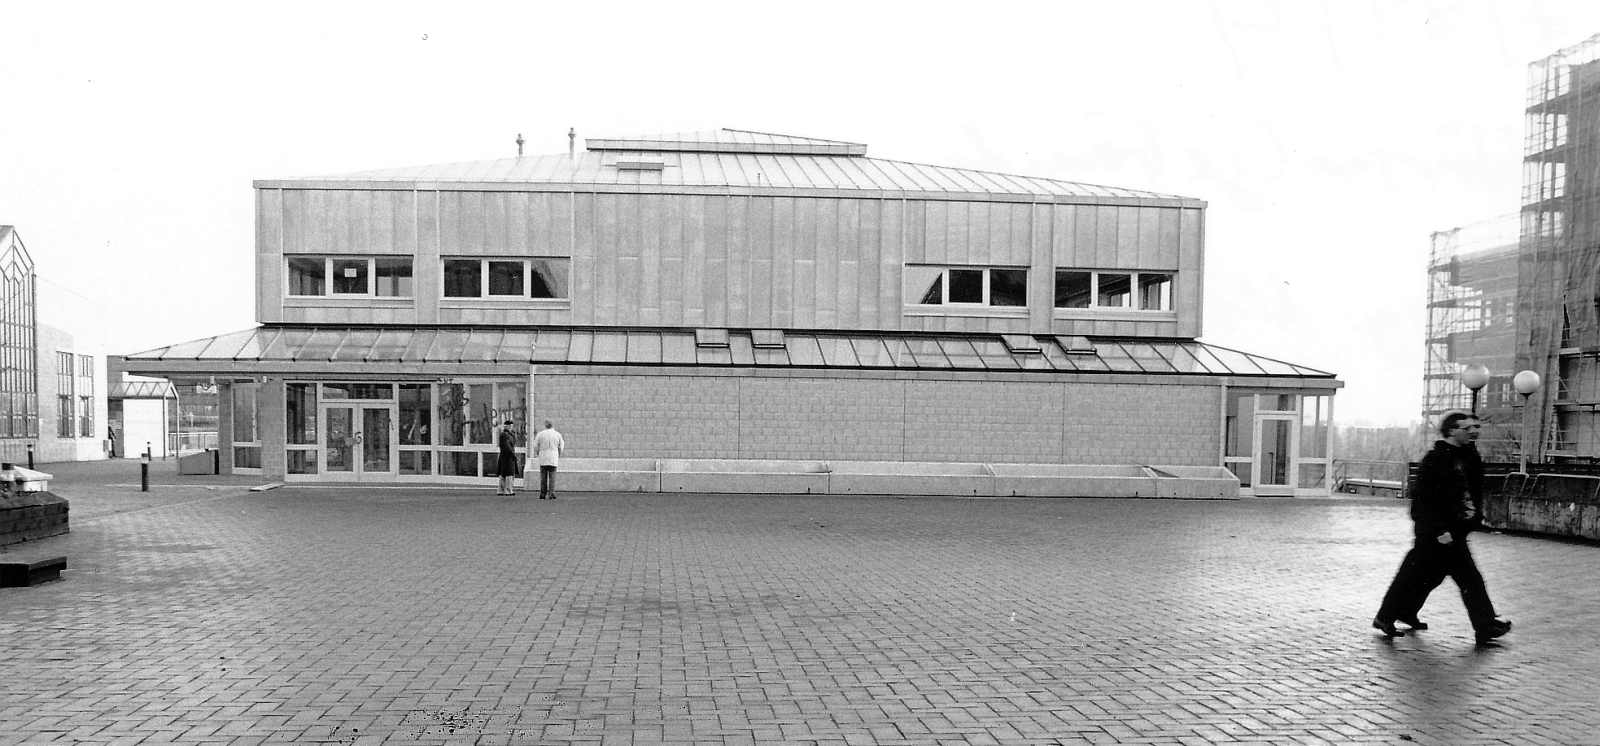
125, 326, 1334, 379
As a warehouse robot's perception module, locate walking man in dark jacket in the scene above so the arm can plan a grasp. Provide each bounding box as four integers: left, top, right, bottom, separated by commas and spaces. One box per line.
1374, 411, 1513, 645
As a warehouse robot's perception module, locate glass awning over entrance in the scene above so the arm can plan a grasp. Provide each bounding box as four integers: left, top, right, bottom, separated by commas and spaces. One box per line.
123, 325, 1336, 382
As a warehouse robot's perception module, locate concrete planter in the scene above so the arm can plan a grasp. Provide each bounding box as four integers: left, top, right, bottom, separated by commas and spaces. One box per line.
0, 491, 69, 547
828, 461, 993, 497
553, 459, 662, 493
660, 459, 831, 494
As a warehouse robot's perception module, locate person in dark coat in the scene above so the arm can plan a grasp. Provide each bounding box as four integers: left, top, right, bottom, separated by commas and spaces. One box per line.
496, 420, 519, 496
1373, 411, 1513, 645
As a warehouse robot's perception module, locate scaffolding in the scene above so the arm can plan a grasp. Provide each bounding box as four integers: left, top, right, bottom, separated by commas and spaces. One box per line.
1518, 33, 1600, 463
1424, 216, 1521, 460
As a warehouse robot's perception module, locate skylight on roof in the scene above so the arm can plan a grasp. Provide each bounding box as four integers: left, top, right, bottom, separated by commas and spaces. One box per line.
613, 160, 666, 171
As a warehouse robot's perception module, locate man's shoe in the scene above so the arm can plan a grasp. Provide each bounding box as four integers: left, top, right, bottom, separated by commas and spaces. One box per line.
1475, 618, 1513, 645
1372, 617, 1403, 638
1399, 617, 1428, 631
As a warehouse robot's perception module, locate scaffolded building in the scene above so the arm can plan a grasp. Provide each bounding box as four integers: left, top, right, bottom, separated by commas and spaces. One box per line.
1424, 216, 1520, 460
1519, 33, 1600, 462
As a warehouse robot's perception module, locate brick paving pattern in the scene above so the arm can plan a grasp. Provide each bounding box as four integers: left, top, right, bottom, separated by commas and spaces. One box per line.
1, 461, 1598, 744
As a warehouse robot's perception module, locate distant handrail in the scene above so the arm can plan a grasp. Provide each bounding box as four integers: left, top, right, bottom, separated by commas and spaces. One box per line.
1332, 458, 1409, 494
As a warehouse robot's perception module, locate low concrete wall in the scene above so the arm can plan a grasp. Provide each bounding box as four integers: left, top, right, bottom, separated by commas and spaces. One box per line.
546, 459, 1240, 499
989, 464, 1238, 499
829, 461, 992, 497
661, 459, 831, 494
1485, 473, 1600, 542
0, 492, 69, 546
552, 459, 662, 493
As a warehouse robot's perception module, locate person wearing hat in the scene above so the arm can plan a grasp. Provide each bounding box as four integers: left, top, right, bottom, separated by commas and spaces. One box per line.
495, 419, 520, 496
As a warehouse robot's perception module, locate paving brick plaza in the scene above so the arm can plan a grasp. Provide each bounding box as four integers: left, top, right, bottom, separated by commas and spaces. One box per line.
2, 461, 1598, 745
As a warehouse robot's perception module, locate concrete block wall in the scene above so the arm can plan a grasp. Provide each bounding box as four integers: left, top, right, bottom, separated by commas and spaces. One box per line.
905, 380, 1063, 463
1061, 382, 1219, 465
738, 378, 904, 459
536, 371, 1223, 467
537, 376, 740, 458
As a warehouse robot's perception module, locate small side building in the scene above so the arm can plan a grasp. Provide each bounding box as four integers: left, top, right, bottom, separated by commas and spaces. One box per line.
0, 226, 107, 465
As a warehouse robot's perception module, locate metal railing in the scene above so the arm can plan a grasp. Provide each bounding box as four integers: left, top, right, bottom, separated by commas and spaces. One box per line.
169, 431, 218, 456
1332, 459, 1408, 495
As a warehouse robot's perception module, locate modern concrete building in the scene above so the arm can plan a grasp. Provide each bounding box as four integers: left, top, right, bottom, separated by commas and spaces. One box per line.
123, 129, 1340, 494
0, 226, 109, 466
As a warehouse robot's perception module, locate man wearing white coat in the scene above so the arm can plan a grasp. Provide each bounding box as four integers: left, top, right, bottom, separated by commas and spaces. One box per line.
532, 420, 565, 500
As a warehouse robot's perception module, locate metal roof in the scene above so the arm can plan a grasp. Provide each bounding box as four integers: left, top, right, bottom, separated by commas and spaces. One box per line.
587, 129, 868, 155
259, 129, 1202, 206
122, 326, 1334, 381
109, 380, 176, 399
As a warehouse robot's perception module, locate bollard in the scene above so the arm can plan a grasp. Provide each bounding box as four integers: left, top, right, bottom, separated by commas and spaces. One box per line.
26, 443, 33, 470
141, 451, 150, 492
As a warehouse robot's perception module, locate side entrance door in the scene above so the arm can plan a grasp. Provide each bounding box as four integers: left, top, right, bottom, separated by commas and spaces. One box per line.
321, 402, 396, 480
1253, 414, 1298, 497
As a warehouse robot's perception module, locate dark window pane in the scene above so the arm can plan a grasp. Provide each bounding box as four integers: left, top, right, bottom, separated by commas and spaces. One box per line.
488, 261, 524, 296
232, 383, 258, 442
1098, 273, 1132, 308
331, 259, 368, 294
1138, 273, 1172, 310
322, 383, 392, 400
286, 383, 318, 445
286, 450, 318, 474
288, 257, 325, 296
375, 257, 413, 297
444, 451, 478, 476
990, 269, 1026, 307
438, 384, 468, 446
530, 258, 569, 298
948, 269, 984, 303
399, 450, 432, 475
1055, 271, 1091, 308
918, 276, 942, 304
468, 383, 494, 444
444, 260, 481, 297
399, 384, 432, 446
233, 446, 261, 469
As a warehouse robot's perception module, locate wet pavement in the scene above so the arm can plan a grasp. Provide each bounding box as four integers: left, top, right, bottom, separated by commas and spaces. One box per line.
1, 459, 1597, 745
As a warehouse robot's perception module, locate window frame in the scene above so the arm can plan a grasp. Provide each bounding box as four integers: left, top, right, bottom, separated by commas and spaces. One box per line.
55, 351, 74, 438
1053, 269, 1177, 314
440, 257, 571, 301
76, 353, 94, 439
904, 265, 1029, 312
285, 255, 415, 299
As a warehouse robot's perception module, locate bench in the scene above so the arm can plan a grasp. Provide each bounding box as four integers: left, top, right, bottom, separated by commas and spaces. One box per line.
0, 556, 67, 587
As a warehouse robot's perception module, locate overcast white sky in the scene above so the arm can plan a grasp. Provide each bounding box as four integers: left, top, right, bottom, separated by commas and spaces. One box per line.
4, 0, 1599, 426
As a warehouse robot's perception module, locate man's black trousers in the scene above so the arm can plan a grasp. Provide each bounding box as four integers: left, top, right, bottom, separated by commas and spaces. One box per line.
1377, 533, 1498, 632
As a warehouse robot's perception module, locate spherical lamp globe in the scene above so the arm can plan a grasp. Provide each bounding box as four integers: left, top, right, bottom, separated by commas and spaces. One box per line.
1513, 370, 1542, 396
1461, 364, 1491, 392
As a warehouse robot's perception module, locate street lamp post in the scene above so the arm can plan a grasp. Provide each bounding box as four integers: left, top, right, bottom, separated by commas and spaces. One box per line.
1461, 364, 1490, 415
1513, 370, 1543, 474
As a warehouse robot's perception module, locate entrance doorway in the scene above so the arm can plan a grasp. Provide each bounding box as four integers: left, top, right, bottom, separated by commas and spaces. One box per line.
1253, 414, 1297, 497
1224, 391, 1333, 496
321, 402, 396, 480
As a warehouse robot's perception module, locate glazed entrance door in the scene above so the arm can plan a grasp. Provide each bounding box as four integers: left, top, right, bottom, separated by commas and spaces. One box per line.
321, 403, 396, 479
1253, 415, 1298, 497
